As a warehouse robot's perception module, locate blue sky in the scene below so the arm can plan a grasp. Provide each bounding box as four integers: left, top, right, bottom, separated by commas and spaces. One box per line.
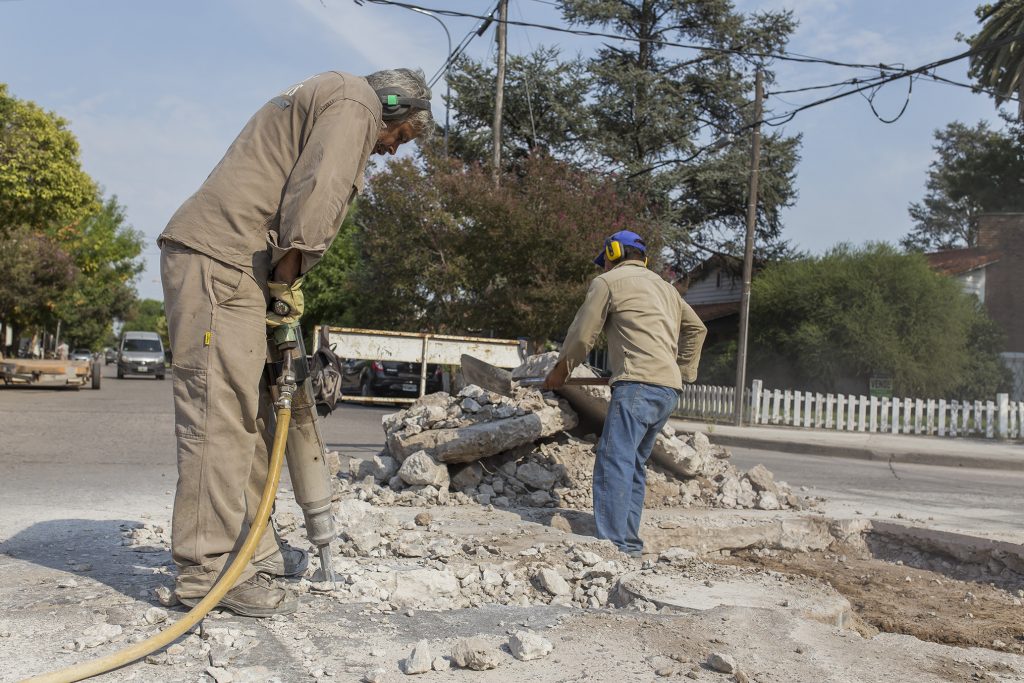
0, 0, 1007, 300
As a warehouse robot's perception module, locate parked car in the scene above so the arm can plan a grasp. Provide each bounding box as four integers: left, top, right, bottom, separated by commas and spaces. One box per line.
117, 331, 166, 380
104, 347, 117, 365
69, 348, 93, 362
340, 359, 443, 398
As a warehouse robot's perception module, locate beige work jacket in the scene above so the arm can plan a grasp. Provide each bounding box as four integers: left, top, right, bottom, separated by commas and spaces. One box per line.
159, 71, 382, 278
558, 261, 708, 389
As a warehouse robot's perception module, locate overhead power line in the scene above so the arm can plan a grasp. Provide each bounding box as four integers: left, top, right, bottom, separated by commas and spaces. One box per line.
760, 29, 1024, 127
352, 0, 913, 73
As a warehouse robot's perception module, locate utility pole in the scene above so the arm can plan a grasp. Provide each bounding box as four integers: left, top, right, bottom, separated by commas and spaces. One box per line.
733, 68, 764, 427
491, 0, 508, 184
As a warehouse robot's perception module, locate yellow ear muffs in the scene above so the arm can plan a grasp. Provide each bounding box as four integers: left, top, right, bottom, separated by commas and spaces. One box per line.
605, 240, 623, 262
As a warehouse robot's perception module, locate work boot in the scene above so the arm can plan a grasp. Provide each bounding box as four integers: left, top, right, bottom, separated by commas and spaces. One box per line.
253, 541, 309, 578
179, 572, 297, 618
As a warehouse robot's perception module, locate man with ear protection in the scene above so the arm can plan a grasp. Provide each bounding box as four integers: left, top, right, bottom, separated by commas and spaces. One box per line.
544, 230, 707, 557
157, 68, 432, 616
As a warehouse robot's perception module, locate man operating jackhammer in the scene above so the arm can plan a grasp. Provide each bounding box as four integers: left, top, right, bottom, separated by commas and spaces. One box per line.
158, 69, 432, 616
543, 230, 707, 557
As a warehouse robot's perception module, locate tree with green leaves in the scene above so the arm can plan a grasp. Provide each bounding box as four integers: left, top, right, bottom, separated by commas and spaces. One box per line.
444, 2, 802, 268
301, 204, 361, 334
0, 83, 98, 233
0, 226, 77, 354
445, 47, 593, 166
967, 1, 1024, 118
52, 196, 145, 349
560, 0, 801, 264
903, 120, 1024, 251
337, 153, 654, 342
731, 243, 1009, 398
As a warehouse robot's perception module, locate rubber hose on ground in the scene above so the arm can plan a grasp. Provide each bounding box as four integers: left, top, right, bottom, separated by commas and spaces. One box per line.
20, 406, 293, 683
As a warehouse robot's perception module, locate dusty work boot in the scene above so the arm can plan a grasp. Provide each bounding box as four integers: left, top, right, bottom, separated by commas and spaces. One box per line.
180, 572, 297, 618
253, 541, 309, 578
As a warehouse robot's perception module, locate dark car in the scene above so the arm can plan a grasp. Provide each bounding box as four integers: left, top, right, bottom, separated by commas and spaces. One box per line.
340, 359, 443, 398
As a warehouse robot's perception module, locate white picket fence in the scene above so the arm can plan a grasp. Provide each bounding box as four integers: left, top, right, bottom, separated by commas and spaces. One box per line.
678, 379, 1024, 440
678, 384, 743, 421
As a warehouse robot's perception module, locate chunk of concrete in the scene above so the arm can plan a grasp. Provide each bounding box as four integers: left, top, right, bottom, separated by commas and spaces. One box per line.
351, 453, 399, 483
508, 631, 553, 661
398, 451, 450, 488
535, 568, 571, 596
745, 464, 779, 495
387, 404, 577, 464
403, 640, 432, 675
450, 462, 483, 491
451, 637, 502, 670
515, 462, 558, 490
384, 569, 461, 609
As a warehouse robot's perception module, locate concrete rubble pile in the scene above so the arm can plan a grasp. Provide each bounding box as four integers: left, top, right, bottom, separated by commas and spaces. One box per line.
347, 353, 806, 513
317, 499, 649, 611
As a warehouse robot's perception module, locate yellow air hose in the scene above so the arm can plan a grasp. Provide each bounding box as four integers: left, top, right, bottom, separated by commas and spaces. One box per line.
21, 402, 293, 683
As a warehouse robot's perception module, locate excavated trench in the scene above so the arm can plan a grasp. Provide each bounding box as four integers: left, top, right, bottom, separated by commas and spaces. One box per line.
708, 523, 1024, 654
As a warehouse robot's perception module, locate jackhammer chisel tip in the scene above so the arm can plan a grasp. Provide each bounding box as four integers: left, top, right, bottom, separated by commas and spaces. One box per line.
317, 545, 338, 584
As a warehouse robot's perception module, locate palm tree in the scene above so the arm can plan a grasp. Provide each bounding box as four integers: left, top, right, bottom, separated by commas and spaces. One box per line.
968, 1, 1024, 118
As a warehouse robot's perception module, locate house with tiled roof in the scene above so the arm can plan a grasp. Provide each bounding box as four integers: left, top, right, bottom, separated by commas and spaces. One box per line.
925, 214, 1024, 399
924, 246, 1000, 302
675, 253, 752, 349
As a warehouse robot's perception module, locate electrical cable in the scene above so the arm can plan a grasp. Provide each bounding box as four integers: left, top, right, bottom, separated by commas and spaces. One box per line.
351, 0, 915, 72
757, 28, 1024, 129
426, 5, 497, 87
512, 0, 539, 148
920, 70, 1023, 104
857, 72, 914, 124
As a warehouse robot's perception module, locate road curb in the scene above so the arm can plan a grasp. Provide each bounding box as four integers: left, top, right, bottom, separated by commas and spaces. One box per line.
700, 432, 1024, 472
870, 521, 1024, 574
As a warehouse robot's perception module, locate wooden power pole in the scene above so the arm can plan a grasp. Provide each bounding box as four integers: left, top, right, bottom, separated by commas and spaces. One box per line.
733, 68, 764, 426
491, 0, 508, 184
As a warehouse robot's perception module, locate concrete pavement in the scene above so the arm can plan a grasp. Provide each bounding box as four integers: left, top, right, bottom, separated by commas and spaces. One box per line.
671, 418, 1024, 470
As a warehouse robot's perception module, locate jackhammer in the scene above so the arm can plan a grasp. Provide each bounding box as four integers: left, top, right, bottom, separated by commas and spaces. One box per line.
23, 319, 339, 683
266, 317, 338, 583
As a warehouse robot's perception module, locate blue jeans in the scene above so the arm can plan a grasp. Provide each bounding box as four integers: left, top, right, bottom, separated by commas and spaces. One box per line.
593, 381, 679, 553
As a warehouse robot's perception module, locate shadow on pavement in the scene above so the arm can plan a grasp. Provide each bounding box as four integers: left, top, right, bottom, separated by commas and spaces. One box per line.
0, 518, 172, 603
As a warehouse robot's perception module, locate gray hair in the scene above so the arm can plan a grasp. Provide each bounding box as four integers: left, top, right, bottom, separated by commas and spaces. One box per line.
364, 68, 434, 137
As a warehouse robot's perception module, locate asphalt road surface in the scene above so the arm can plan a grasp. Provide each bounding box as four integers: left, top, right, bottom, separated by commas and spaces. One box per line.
2, 368, 1020, 543
0, 363, 392, 542
729, 445, 1024, 542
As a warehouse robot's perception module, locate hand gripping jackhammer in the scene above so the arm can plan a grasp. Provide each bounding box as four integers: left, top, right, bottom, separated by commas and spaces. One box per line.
268, 318, 338, 583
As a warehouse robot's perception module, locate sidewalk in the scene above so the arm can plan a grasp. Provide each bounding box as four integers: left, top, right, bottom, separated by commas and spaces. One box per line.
670, 418, 1024, 471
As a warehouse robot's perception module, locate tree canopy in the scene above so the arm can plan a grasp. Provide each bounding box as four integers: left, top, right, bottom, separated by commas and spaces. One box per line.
443, 0, 802, 269
0, 83, 98, 233
322, 153, 654, 342
903, 119, 1024, 251
0, 85, 144, 351
967, 1, 1024, 118
737, 243, 1007, 398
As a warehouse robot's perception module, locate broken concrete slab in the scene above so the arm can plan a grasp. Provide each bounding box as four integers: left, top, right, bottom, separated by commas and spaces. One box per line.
615, 569, 853, 628
387, 402, 577, 464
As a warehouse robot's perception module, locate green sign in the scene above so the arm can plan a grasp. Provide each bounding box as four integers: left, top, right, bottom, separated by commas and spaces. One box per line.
869, 375, 893, 398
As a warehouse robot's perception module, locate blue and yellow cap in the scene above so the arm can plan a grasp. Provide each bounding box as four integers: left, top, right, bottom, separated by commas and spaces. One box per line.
594, 230, 647, 267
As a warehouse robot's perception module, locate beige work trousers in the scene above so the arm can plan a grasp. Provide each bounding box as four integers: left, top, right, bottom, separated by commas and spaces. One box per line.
160, 241, 281, 598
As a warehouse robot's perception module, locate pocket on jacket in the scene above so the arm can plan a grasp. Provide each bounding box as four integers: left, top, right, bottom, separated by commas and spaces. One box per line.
173, 364, 207, 441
